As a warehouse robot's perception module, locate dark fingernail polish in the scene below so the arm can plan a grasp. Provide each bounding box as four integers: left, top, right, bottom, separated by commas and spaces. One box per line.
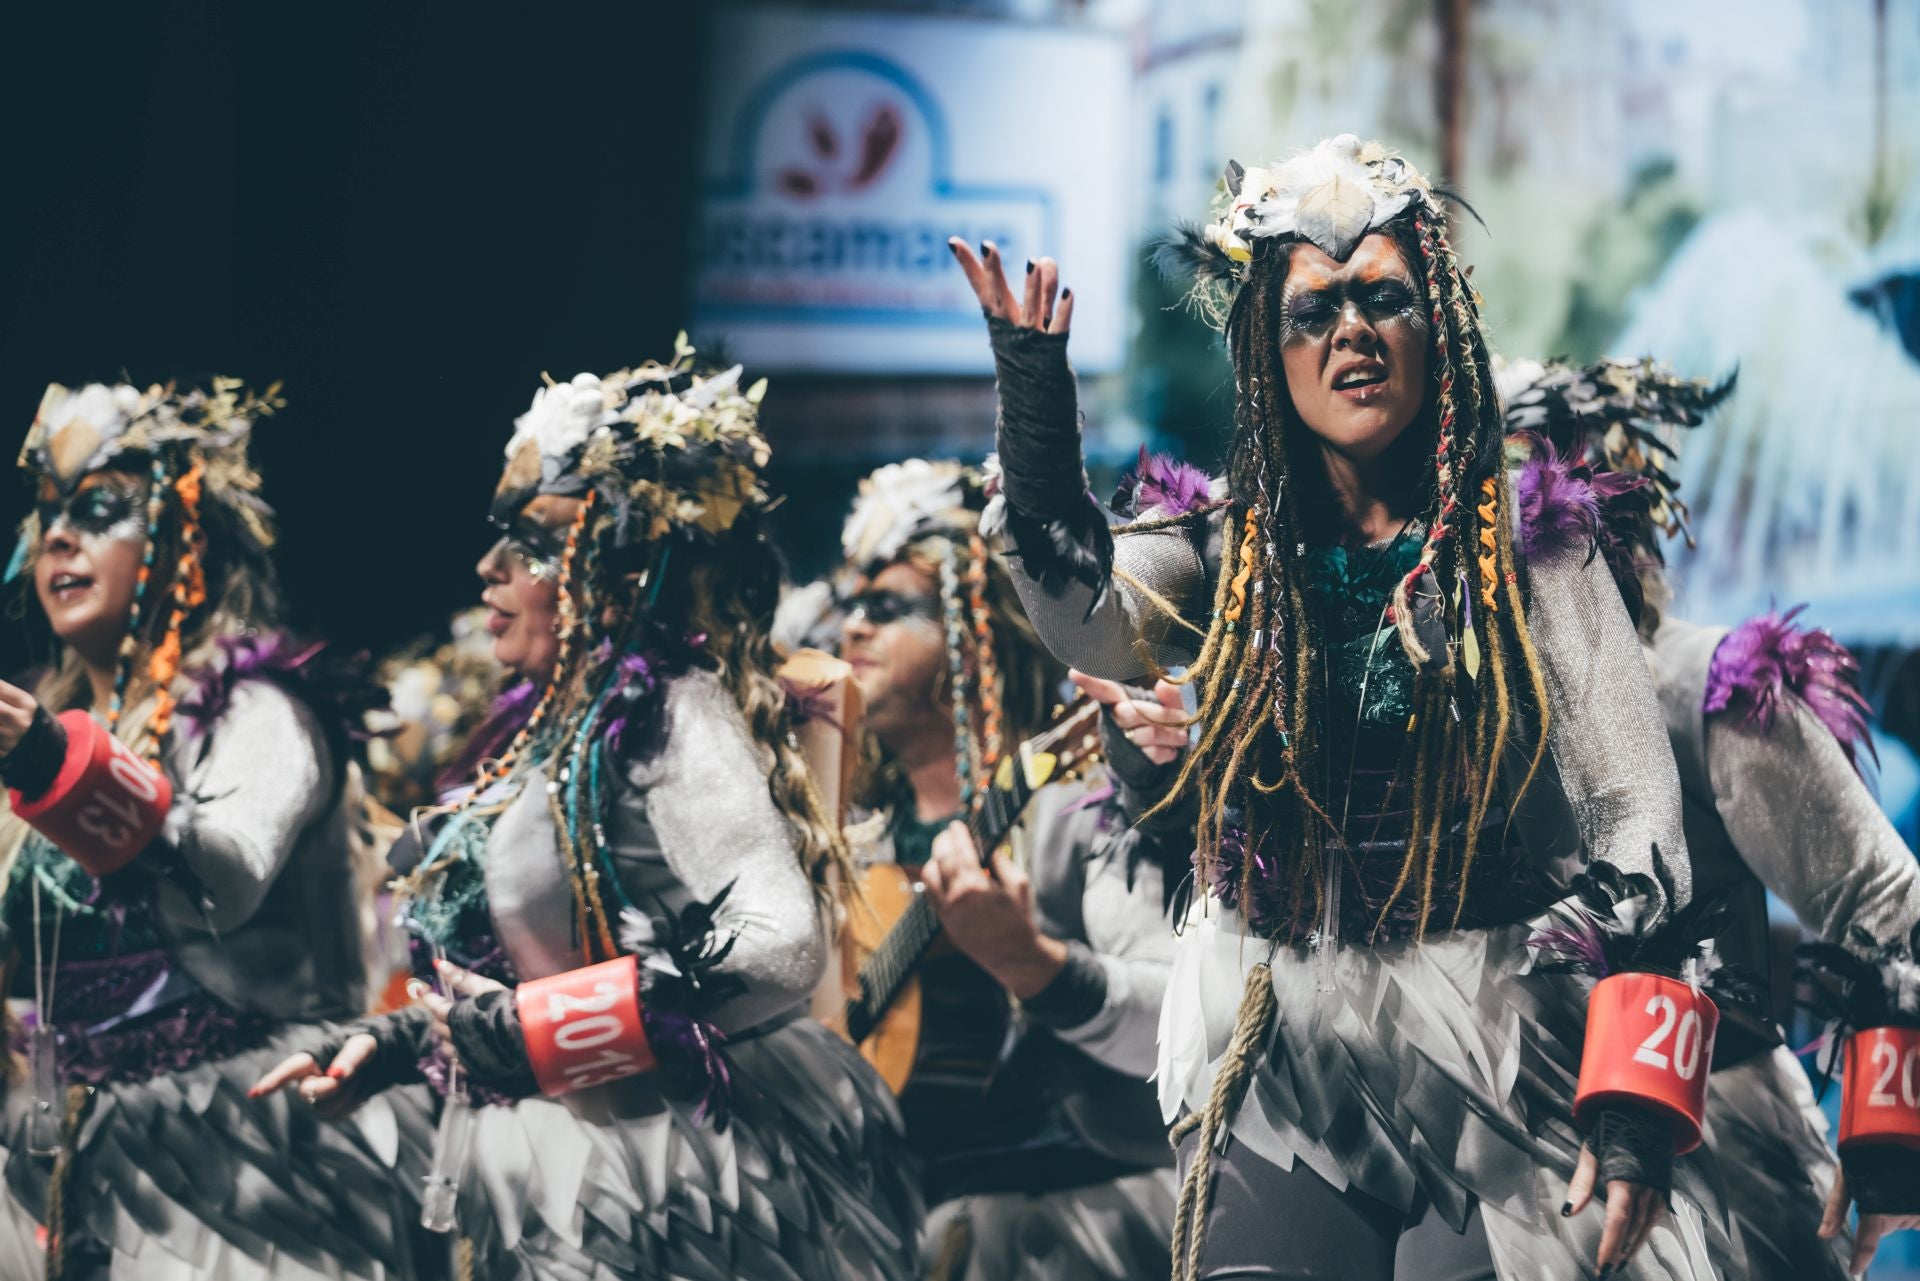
980, 241, 991, 257
1062, 288, 1072, 299
1560, 1202, 1572, 1217
1026, 259, 1034, 274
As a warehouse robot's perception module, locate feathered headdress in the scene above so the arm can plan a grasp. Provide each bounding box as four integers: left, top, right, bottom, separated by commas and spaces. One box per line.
1156, 134, 1445, 329
11, 378, 283, 579
492, 334, 772, 547
839, 458, 984, 573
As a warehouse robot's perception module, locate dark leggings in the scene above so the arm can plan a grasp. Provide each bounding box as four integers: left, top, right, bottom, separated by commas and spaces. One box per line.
1175, 1130, 1497, 1281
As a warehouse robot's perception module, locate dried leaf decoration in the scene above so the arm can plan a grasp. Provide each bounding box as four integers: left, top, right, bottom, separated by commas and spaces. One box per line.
1294, 172, 1375, 261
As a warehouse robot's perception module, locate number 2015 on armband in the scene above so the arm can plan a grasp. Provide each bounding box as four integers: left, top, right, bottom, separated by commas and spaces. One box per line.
1632, 994, 1705, 1081
544, 980, 648, 1091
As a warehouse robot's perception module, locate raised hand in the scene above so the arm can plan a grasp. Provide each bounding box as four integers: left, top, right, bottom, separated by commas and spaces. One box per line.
948, 239, 1074, 335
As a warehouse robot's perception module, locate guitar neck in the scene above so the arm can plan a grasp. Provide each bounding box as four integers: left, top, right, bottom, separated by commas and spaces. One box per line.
842, 760, 1041, 1044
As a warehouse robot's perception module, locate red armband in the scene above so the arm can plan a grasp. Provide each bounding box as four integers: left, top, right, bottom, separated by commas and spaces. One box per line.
9, 710, 172, 878
517, 956, 656, 1097
1839, 1026, 1920, 1152
1573, 972, 1719, 1154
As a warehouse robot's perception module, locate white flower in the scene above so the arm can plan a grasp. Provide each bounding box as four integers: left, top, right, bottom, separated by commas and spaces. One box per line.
1239, 134, 1427, 257
506, 371, 613, 466
841, 459, 970, 567
42, 383, 140, 435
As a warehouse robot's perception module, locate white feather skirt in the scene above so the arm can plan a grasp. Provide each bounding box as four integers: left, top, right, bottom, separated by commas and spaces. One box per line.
0, 1020, 437, 1281
1156, 912, 1733, 1280
1704, 1045, 1850, 1281
455, 1016, 923, 1281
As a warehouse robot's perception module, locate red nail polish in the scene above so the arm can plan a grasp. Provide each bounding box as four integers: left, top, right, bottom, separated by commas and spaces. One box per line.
327, 1064, 349, 1079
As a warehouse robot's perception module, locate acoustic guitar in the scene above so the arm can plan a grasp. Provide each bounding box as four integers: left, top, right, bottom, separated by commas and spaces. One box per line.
834, 700, 1105, 1093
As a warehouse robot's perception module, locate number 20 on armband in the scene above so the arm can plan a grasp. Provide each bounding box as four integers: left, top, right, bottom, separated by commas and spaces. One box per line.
1573, 972, 1720, 1154
1840, 1026, 1920, 1152
9, 709, 172, 878
517, 956, 658, 1097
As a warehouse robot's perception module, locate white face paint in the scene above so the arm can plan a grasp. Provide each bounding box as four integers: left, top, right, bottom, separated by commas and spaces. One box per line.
32, 471, 153, 667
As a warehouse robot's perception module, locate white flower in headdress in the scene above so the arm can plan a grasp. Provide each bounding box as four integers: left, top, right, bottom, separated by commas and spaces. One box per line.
39, 383, 144, 436
1236, 134, 1437, 261
506, 372, 615, 468
841, 459, 972, 569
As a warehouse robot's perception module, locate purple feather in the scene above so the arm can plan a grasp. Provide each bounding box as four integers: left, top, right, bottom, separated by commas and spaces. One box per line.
1527, 913, 1613, 978
177, 631, 387, 745
642, 1007, 733, 1130
435, 680, 540, 793
1705, 606, 1876, 774
602, 653, 660, 755
1201, 824, 1289, 937
1111, 447, 1216, 520
1513, 436, 1647, 564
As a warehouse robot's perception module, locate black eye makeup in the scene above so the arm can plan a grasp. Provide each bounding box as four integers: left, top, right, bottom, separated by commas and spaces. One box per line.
37, 481, 147, 538
844, 588, 940, 627
485, 517, 566, 581
1278, 276, 1425, 344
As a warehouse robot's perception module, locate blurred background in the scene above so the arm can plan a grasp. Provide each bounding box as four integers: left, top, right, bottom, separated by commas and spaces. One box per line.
2, 1, 1917, 1270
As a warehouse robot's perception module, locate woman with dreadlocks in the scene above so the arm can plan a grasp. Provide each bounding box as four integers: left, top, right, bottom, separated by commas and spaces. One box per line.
1502, 357, 1920, 1280
950, 134, 1723, 1279
253, 344, 922, 1281
833, 458, 1186, 1281
0, 381, 431, 1279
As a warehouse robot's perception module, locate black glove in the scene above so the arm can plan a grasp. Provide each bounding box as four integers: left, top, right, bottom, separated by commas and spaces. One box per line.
1843, 1143, 1920, 1216
446, 988, 539, 1098
309, 1005, 434, 1096
1589, 1102, 1674, 1196
0, 705, 68, 801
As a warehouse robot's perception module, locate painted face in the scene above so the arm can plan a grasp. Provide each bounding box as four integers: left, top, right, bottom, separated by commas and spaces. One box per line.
1276, 232, 1430, 461
839, 561, 948, 741
477, 494, 578, 682
34, 470, 151, 665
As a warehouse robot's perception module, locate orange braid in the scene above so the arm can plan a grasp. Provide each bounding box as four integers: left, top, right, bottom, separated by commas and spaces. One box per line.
1224, 506, 1259, 626
1477, 475, 1499, 613
142, 461, 207, 756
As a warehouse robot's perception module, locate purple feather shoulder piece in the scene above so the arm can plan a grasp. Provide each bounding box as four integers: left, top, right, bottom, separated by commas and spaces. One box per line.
1704, 606, 1875, 773
176, 631, 388, 745
1110, 447, 1219, 521
1512, 435, 1646, 566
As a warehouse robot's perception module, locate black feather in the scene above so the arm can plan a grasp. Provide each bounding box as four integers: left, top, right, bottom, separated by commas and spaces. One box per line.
1152, 221, 1239, 286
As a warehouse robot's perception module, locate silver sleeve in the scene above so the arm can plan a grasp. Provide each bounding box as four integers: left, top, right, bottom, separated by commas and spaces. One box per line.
630, 672, 826, 1030
158, 679, 333, 933
1707, 698, 1920, 948
1526, 541, 1693, 911
1007, 518, 1217, 682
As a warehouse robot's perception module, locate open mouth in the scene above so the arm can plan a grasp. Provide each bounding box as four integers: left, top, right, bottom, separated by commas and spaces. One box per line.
48, 572, 94, 600
1332, 364, 1388, 392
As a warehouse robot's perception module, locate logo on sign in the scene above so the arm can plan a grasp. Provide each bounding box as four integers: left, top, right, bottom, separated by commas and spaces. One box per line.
696, 49, 1053, 328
